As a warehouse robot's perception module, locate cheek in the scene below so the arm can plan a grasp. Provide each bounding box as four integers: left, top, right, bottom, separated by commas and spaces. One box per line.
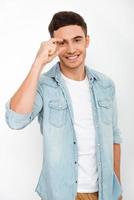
77, 43, 87, 51
58, 53, 64, 58
58, 48, 67, 57
58, 53, 65, 61
80, 46, 86, 54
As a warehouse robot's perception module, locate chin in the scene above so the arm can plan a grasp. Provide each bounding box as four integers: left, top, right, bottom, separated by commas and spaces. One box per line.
64, 64, 81, 70
60, 59, 84, 70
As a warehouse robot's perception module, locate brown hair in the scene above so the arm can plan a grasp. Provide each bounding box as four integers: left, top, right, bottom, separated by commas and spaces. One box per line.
48, 11, 87, 37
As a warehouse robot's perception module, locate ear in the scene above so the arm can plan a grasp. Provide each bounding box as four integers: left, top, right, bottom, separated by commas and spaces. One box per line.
86, 35, 90, 47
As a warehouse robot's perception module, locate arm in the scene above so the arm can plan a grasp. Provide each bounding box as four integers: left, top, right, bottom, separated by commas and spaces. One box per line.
112, 84, 123, 200
6, 38, 64, 129
10, 38, 63, 114
10, 64, 42, 113
113, 143, 121, 183
114, 143, 122, 200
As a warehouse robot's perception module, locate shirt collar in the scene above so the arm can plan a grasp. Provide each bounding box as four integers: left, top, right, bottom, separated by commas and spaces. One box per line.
46, 62, 99, 84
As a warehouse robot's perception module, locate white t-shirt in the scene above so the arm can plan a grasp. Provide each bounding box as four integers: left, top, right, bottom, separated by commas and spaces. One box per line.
61, 72, 99, 192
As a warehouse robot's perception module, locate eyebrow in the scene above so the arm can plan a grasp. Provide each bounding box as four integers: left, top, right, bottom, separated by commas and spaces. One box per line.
73, 36, 84, 40
61, 36, 84, 43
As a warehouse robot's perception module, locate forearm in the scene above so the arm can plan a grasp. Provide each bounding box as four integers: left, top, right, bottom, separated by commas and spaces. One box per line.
113, 143, 121, 183
10, 63, 42, 114
10, 38, 64, 114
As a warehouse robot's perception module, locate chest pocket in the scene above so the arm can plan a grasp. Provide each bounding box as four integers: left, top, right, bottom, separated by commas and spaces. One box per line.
98, 99, 113, 124
48, 100, 67, 127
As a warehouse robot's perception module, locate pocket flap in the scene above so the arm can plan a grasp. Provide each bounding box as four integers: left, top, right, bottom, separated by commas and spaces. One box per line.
98, 99, 112, 108
48, 100, 67, 110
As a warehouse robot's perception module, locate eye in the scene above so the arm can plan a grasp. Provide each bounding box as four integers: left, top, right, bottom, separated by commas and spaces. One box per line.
75, 38, 82, 42
58, 41, 65, 46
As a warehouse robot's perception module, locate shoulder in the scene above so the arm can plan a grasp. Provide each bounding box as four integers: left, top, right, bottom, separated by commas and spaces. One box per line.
38, 65, 58, 88
88, 68, 115, 89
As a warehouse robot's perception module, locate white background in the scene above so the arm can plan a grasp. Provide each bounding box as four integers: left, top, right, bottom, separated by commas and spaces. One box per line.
0, 0, 134, 200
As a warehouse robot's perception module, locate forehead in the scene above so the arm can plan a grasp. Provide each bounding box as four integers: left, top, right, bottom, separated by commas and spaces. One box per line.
53, 25, 85, 40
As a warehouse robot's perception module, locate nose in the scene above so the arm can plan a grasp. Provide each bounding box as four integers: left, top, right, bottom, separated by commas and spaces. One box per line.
67, 42, 76, 54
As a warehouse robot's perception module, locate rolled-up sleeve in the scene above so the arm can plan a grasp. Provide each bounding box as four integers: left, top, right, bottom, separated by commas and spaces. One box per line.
112, 85, 122, 144
5, 83, 43, 130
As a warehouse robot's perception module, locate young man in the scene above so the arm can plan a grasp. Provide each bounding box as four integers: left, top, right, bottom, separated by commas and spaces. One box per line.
5, 11, 123, 200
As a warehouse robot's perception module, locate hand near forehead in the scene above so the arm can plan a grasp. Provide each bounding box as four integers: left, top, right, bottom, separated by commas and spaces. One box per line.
34, 38, 64, 68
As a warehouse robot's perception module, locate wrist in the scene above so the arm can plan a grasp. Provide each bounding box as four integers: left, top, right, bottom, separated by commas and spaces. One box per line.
31, 60, 45, 74
30, 63, 43, 78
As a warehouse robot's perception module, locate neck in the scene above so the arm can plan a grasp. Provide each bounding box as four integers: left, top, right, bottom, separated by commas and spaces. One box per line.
59, 65, 86, 81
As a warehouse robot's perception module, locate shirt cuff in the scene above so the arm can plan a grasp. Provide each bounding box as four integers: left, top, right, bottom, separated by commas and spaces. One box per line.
113, 128, 122, 144
5, 101, 32, 129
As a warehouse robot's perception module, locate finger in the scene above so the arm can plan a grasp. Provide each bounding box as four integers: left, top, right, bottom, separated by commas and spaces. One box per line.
48, 50, 59, 61
48, 47, 57, 56
49, 38, 64, 45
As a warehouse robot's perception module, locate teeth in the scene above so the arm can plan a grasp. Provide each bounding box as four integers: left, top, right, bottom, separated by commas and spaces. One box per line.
67, 56, 78, 60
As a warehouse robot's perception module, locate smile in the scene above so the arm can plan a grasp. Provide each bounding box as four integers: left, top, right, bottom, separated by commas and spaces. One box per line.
66, 55, 79, 61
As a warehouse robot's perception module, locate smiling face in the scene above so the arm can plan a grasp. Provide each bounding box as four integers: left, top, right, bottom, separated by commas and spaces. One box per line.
53, 25, 90, 73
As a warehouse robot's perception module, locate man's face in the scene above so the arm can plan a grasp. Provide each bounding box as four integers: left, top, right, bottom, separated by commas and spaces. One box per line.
53, 25, 89, 70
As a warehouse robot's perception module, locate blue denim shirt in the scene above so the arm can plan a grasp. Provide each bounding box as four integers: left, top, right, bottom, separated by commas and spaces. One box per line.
5, 62, 123, 200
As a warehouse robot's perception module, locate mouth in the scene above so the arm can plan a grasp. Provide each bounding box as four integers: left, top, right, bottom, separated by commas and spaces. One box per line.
65, 54, 80, 62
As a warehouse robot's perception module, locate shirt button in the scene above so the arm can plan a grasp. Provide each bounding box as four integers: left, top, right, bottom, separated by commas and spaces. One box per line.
74, 141, 76, 144
74, 161, 77, 164
75, 180, 77, 183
